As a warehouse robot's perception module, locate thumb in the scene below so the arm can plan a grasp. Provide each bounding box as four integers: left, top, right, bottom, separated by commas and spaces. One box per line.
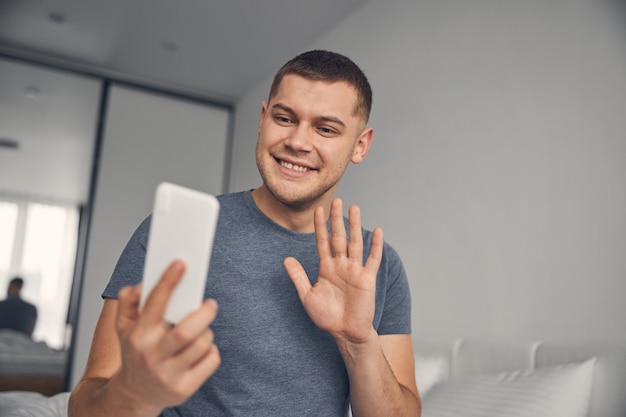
283, 257, 312, 302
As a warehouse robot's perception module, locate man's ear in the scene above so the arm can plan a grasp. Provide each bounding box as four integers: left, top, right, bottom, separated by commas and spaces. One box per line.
258, 100, 269, 134
351, 127, 374, 164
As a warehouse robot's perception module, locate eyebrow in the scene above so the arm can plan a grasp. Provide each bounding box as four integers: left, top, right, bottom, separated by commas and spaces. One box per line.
271, 103, 347, 129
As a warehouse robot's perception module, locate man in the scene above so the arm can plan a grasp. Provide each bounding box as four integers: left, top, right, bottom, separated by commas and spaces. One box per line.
0, 277, 38, 337
69, 50, 420, 417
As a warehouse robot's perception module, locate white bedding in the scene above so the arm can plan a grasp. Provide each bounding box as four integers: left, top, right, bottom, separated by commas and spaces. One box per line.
0, 330, 67, 377
422, 358, 595, 417
0, 391, 69, 417
414, 338, 626, 417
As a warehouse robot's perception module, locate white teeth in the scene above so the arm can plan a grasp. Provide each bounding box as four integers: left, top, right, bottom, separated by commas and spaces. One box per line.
280, 160, 309, 172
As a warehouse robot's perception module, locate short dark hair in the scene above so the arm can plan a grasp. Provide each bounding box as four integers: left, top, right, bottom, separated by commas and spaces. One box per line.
269, 50, 373, 122
9, 277, 23, 289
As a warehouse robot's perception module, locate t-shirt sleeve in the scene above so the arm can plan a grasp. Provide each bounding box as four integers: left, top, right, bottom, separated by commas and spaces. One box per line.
101, 215, 152, 299
376, 243, 412, 335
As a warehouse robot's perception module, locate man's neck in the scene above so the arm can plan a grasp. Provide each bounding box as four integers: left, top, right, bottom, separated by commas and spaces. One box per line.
251, 186, 331, 233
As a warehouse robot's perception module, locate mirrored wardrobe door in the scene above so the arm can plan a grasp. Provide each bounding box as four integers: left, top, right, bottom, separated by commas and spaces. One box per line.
0, 55, 101, 395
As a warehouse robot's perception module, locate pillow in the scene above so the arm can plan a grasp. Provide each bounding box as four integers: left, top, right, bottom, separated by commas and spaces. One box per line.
421, 358, 595, 417
414, 355, 450, 397
0, 391, 69, 417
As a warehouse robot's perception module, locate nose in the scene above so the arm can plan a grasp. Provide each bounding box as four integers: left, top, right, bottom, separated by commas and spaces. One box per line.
284, 123, 313, 152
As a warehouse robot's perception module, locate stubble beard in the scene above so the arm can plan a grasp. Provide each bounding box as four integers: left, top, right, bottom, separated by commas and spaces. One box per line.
256, 155, 340, 212
258, 167, 337, 212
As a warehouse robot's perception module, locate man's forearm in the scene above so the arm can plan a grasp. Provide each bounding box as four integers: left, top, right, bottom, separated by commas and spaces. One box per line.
338, 331, 421, 417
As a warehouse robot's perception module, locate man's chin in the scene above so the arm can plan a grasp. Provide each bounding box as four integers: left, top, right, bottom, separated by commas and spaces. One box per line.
267, 186, 322, 212
258, 170, 336, 211
274, 193, 316, 212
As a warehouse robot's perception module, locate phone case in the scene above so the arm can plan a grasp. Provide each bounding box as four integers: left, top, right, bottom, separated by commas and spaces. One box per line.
140, 182, 219, 323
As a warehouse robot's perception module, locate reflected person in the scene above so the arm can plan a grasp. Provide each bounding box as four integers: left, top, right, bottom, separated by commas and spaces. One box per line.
0, 277, 38, 337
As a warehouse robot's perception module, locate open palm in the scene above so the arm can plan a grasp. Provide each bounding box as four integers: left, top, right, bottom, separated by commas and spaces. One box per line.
284, 199, 384, 344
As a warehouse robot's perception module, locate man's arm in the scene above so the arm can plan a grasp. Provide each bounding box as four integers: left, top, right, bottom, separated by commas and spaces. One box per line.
69, 261, 221, 417
284, 199, 420, 416
343, 334, 420, 417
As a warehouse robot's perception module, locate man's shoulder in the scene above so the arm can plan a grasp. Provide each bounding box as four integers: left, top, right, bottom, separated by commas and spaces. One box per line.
216, 191, 250, 206
0, 297, 36, 311
18, 299, 37, 316
216, 190, 254, 217
0, 297, 17, 306
17, 297, 37, 309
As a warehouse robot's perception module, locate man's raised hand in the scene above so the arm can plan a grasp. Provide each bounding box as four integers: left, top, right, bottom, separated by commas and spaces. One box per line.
284, 198, 384, 345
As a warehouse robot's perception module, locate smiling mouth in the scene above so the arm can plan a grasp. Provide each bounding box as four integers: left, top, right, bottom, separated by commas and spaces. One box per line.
277, 158, 312, 173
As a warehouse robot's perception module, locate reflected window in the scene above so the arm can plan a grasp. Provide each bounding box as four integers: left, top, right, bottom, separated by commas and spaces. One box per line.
0, 197, 78, 349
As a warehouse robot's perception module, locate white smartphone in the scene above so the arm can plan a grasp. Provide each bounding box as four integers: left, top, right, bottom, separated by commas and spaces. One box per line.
140, 182, 220, 323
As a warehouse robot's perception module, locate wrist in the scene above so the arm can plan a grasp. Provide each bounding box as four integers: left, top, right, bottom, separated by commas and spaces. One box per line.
108, 371, 164, 417
334, 327, 379, 361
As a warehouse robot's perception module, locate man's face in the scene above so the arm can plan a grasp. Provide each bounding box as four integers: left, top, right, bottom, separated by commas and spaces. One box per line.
256, 74, 372, 210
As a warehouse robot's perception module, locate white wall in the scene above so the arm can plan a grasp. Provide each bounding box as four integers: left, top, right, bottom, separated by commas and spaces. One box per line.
71, 84, 230, 385
230, 0, 626, 344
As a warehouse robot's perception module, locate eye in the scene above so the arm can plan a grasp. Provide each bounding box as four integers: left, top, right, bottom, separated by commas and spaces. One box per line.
274, 114, 293, 125
317, 126, 338, 136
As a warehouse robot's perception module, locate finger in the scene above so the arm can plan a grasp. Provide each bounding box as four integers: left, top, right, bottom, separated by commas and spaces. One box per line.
116, 284, 141, 334
364, 227, 384, 275
314, 206, 332, 260
189, 343, 221, 375
160, 299, 219, 357
347, 205, 363, 262
177, 344, 221, 395
283, 257, 312, 302
141, 259, 186, 327
330, 198, 347, 257
169, 327, 216, 369
159, 343, 221, 406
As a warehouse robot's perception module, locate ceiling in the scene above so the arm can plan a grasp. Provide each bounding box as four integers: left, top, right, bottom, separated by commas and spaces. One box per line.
0, 0, 367, 203
0, 0, 367, 101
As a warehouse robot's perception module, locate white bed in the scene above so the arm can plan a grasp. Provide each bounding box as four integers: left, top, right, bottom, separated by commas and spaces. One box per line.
414, 338, 626, 417
1, 337, 625, 416
0, 330, 67, 396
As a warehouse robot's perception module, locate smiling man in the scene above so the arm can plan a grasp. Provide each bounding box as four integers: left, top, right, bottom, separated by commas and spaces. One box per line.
69, 50, 420, 417
253, 70, 372, 221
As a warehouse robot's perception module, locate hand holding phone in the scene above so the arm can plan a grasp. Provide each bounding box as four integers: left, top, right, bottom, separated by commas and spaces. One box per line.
140, 182, 220, 323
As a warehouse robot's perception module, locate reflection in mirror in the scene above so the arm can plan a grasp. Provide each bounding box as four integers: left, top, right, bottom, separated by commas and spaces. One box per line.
0, 55, 101, 395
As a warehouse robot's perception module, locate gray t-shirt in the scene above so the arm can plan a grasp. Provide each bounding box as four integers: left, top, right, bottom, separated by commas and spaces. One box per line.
103, 190, 411, 417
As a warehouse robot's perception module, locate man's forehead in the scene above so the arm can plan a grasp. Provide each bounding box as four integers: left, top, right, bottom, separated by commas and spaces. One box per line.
272, 74, 362, 120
